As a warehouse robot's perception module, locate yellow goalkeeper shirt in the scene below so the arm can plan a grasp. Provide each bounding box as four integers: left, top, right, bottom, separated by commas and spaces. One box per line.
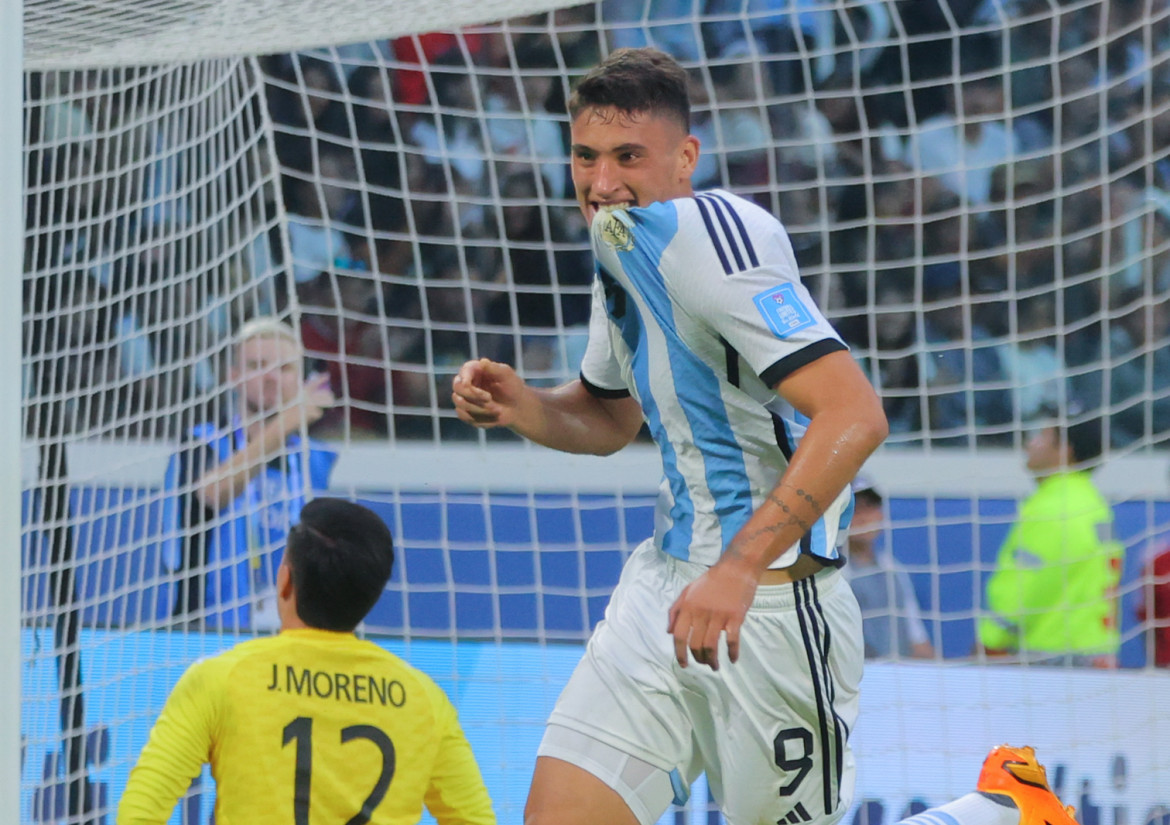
118, 628, 495, 825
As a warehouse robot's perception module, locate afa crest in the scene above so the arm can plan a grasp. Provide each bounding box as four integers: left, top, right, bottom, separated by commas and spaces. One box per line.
599, 208, 635, 252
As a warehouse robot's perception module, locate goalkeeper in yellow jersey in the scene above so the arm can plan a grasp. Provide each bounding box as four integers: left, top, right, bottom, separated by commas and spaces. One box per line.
118, 498, 496, 825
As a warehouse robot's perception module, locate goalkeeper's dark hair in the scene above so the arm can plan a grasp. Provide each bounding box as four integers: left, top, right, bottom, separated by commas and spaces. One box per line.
1038, 401, 1106, 468
285, 497, 394, 631
568, 47, 690, 132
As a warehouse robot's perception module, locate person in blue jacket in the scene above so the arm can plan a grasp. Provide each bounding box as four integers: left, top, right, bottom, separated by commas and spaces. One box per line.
164, 317, 337, 630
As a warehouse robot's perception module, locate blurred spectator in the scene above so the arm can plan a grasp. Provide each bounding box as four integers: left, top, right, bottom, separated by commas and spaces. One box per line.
863, 4, 996, 129
858, 282, 923, 441
165, 318, 337, 630
240, 149, 287, 315
1138, 79, 1170, 191
701, 0, 850, 99
284, 146, 359, 286
843, 475, 935, 659
299, 268, 390, 439
483, 40, 569, 199
1057, 183, 1109, 371
1098, 0, 1163, 96
968, 157, 1057, 337
686, 71, 722, 189
811, 73, 888, 179
265, 56, 351, 171
489, 170, 592, 381
367, 236, 434, 439
899, 58, 1021, 207
410, 243, 515, 439
1064, 183, 1170, 435
921, 284, 1011, 444
549, 5, 605, 72
1051, 54, 1131, 185
1072, 288, 1170, 449
390, 31, 488, 107
348, 65, 408, 236
707, 41, 773, 194
977, 408, 1123, 666
1136, 540, 1170, 667
116, 250, 221, 417
408, 52, 489, 197
996, 295, 1063, 424
920, 193, 1012, 445
973, 0, 1058, 152
830, 160, 919, 349
404, 152, 461, 240
602, 0, 703, 62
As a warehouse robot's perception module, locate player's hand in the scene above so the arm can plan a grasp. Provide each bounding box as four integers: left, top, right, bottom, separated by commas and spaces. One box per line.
667, 556, 759, 671
302, 371, 335, 424
451, 358, 527, 429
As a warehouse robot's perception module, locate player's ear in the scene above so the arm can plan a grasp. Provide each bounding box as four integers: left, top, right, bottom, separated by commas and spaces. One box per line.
679, 134, 700, 178
277, 560, 294, 602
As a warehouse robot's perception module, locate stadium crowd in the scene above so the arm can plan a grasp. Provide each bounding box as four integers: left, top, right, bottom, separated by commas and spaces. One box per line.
14, 1, 1170, 673
261, 0, 1170, 447
21, 0, 1170, 449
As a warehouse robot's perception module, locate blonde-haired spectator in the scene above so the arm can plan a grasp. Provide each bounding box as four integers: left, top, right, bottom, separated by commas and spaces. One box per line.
163, 317, 338, 631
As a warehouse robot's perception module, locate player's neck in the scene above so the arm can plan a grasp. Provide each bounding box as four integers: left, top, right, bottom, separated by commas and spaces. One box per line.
278, 602, 308, 630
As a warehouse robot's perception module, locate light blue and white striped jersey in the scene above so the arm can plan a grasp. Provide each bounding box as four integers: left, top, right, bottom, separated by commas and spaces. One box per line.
580, 189, 853, 568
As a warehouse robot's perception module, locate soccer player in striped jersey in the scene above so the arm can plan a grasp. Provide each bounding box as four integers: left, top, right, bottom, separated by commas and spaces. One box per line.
452, 45, 1077, 825
118, 498, 495, 825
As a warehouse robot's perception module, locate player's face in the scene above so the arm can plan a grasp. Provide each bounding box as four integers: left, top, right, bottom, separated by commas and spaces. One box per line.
570, 105, 699, 224
1025, 425, 1065, 474
235, 336, 303, 415
848, 499, 883, 550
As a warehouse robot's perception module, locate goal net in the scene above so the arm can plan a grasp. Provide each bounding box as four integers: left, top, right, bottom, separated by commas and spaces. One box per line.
17, 1, 1170, 822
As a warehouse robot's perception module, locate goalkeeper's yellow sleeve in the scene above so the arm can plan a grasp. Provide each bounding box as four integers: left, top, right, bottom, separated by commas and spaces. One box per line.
117, 659, 216, 825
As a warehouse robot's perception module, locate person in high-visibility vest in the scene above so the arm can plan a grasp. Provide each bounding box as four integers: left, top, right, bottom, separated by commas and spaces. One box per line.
978, 409, 1123, 667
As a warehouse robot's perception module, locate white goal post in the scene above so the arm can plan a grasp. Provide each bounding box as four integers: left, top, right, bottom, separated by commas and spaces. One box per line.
4, 3, 25, 823
16, 0, 1170, 822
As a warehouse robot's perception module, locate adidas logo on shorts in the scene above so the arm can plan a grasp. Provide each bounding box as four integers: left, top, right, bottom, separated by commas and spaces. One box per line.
777, 802, 813, 824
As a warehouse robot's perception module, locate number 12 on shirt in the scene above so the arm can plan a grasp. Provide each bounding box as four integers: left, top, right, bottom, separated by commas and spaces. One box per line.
282, 716, 397, 825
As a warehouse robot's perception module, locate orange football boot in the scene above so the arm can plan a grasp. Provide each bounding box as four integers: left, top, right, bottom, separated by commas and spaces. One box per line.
976, 745, 1079, 825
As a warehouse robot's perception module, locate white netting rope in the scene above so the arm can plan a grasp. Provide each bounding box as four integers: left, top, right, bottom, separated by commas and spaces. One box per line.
23, 0, 573, 71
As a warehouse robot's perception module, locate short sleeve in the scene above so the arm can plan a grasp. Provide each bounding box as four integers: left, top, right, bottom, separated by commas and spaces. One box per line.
694, 266, 846, 388
578, 274, 630, 397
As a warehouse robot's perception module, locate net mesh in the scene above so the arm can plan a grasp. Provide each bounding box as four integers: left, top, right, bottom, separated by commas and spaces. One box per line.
18, 1, 1170, 822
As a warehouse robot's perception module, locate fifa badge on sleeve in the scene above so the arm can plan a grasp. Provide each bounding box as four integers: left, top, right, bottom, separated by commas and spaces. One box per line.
753, 283, 815, 339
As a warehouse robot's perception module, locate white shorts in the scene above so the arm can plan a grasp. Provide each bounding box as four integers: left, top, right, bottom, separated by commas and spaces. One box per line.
539, 538, 864, 825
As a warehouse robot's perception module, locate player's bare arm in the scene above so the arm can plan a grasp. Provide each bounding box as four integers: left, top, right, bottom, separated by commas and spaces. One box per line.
452, 358, 643, 456
668, 350, 888, 670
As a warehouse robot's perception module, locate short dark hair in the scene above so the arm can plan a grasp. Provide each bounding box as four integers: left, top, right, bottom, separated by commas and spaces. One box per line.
1064, 414, 1105, 466
851, 475, 883, 508
285, 498, 395, 632
1036, 402, 1105, 467
568, 47, 690, 131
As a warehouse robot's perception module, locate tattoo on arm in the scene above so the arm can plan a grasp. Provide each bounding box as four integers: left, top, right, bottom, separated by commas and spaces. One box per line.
766, 484, 825, 535
725, 512, 808, 562
724, 484, 827, 560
